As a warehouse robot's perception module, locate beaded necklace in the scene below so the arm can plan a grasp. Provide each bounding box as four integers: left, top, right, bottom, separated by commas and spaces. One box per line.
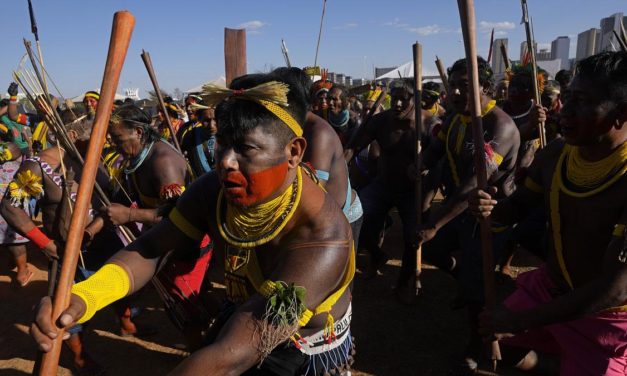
217, 166, 302, 248
123, 140, 155, 175
550, 142, 627, 288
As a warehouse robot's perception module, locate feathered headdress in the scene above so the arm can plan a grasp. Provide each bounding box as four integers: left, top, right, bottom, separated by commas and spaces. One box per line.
201, 81, 302, 137
311, 69, 333, 97
505, 64, 547, 94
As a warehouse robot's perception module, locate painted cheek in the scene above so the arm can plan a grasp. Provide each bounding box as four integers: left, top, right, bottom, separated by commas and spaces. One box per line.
226, 161, 289, 206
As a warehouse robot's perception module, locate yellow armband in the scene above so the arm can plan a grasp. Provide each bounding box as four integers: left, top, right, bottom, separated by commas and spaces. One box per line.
71, 264, 130, 324
614, 224, 626, 237
169, 207, 204, 241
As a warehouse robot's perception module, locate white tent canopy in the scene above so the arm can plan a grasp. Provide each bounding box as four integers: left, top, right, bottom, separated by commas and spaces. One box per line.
184, 76, 227, 94
376, 61, 414, 79
376, 61, 442, 81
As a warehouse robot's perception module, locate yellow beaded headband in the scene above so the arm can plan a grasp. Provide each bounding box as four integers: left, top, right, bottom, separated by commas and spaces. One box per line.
201, 81, 303, 137
84, 91, 100, 101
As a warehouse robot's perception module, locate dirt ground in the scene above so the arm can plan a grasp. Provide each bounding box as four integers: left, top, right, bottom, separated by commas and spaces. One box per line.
0, 211, 540, 376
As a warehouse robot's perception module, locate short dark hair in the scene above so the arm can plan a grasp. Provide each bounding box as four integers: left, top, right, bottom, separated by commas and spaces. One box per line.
111, 104, 160, 143
448, 56, 493, 91
216, 70, 307, 149
330, 84, 348, 100
389, 78, 415, 95
555, 69, 572, 86
423, 81, 442, 98
575, 51, 627, 105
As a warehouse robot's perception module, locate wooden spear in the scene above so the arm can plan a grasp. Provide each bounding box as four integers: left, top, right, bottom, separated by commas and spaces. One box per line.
456, 0, 501, 370
140, 50, 182, 152
412, 43, 423, 296
500, 42, 511, 71
37, 11, 135, 375
521, 0, 546, 148
435, 56, 450, 94
224, 28, 247, 86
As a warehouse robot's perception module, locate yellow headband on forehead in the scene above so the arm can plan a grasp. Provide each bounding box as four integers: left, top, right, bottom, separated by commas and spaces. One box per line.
201, 81, 303, 137
84, 91, 100, 101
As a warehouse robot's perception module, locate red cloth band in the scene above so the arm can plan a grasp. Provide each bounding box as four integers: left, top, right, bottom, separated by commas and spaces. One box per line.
9, 96, 18, 104
26, 227, 52, 249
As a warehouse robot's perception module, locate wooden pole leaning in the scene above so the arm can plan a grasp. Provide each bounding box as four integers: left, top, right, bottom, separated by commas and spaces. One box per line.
140, 50, 182, 152
456, 0, 501, 370
37, 11, 135, 376
521, 0, 546, 148
412, 42, 423, 296
435, 56, 450, 95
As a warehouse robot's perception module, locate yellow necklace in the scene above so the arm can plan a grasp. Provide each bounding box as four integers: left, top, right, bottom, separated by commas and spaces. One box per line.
445, 99, 497, 186
550, 142, 627, 288
217, 166, 303, 248
562, 143, 627, 195
426, 103, 439, 116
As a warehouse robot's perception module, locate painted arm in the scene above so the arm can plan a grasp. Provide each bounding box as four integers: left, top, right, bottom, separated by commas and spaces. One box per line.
344, 113, 378, 162
0, 160, 57, 258
170, 238, 352, 376
423, 116, 519, 235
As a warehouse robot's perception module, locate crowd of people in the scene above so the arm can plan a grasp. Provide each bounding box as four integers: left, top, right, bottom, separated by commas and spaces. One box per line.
0, 49, 625, 375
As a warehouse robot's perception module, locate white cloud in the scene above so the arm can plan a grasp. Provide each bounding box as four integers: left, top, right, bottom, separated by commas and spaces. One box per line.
383, 18, 455, 37
494, 30, 508, 37
479, 21, 516, 33
407, 25, 443, 36
237, 20, 268, 31
332, 22, 358, 30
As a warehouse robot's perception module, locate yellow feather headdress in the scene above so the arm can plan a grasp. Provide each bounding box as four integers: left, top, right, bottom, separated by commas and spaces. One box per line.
200, 81, 302, 137
8, 170, 43, 207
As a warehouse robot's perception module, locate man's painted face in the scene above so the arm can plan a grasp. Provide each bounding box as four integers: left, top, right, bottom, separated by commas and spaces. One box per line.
328, 88, 345, 115
200, 109, 217, 135
316, 90, 328, 111
449, 70, 471, 113
108, 122, 144, 159
185, 98, 198, 120
559, 76, 616, 146
390, 88, 412, 115
84, 97, 99, 113
216, 124, 289, 207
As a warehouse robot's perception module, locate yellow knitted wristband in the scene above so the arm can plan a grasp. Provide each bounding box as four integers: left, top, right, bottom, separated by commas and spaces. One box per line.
614, 224, 626, 237
71, 264, 130, 324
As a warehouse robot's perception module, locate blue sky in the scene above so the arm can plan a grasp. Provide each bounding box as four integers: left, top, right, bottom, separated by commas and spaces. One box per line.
0, 0, 624, 98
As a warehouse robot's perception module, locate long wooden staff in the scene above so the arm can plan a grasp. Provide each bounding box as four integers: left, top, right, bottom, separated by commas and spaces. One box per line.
456, 0, 501, 370
487, 28, 495, 64
435, 56, 450, 94
37, 11, 135, 376
412, 43, 423, 296
224, 28, 247, 86
140, 50, 182, 152
500, 42, 511, 71
521, 0, 546, 148
27, 0, 49, 98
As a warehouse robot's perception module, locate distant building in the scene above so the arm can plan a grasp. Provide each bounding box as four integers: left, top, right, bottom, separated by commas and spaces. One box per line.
124, 88, 140, 100
551, 36, 570, 70
492, 38, 509, 75
537, 49, 552, 61
599, 12, 626, 52
336, 74, 345, 85
352, 78, 365, 86
374, 67, 396, 78
576, 28, 600, 61
345, 76, 352, 86
537, 59, 562, 79
327, 72, 337, 83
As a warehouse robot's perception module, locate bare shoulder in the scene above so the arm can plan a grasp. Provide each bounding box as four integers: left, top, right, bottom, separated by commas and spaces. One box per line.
151, 141, 187, 172
295, 176, 351, 243
490, 106, 518, 134
305, 113, 342, 150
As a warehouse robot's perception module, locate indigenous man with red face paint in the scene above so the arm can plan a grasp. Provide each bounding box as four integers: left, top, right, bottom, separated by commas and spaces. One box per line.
31, 72, 355, 376
469, 51, 627, 376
